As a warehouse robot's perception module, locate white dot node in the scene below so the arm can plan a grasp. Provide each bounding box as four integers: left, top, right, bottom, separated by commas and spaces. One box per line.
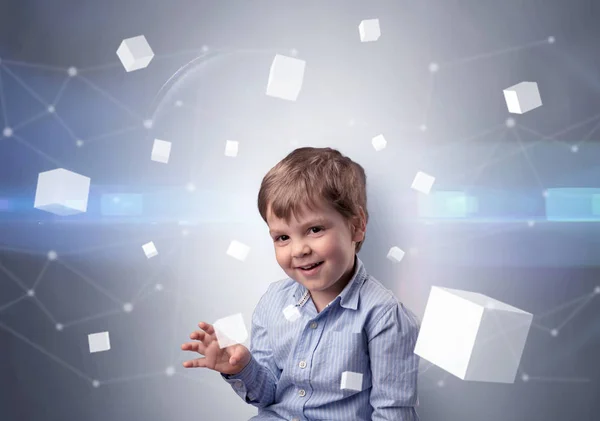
419, 124, 428, 132
155, 284, 164, 291
47, 105, 55, 113
55, 323, 63, 331
290, 48, 299, 57
112, 196, 120, 204
47, 250, 58, 261
550, 328, 558, 337
123, 303, 133, 313
548, 36, 555, 44
527, 220, 535, 227
166, 366, 175, 376
143, 119, 153, 129
571, 145, 578, 153
428, 62, 439, 73
27, 289, 35, 297
437, 380, 444, 387
542, 190, 549, 198
76, 139, 84, 147
186, 182, 196, 192
505, 117, 516, 128
175, 100, 183, 107
67, 66, 78, 77
594, 286, 600, 294
201, 45, 209, 53
3, 127, 13, 137
521, 373, 529, 382
92, 380, 100, 388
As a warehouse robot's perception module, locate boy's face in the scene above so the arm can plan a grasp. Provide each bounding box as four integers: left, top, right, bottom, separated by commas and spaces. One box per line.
267, 200, 366, 298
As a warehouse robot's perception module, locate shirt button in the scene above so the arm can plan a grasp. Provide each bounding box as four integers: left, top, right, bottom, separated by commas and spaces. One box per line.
309, 321, 318, 329
234, 380, 243, 389
298, 389, 306, 397
299, 360, 307, 369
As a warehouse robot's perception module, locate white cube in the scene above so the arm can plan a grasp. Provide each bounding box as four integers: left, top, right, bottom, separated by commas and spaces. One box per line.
503, 81, 542, 114
414, 286, 533, 383
411, 171, 435, 194
359, 19, 381, 42
225, 140, 239, 157
341, 371, 363, 391
88, 331, 111, 353
142, 241, 158, 259
266, 54, 306, 102
214, 313, 248, 349
386, 246, 405, 263
283, 305, 301, 322
372, 134, 387, 151
116, 35, 155, 72
34, 168, 91, 216
151, 139, 171, 163
226, 240, 250, 262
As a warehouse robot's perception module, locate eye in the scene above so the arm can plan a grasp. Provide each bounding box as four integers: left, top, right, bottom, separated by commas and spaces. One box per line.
274, 235, 289, 242
310, 226, 324, 234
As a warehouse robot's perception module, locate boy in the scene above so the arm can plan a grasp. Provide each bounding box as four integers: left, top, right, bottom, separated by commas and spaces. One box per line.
181, 147, 420, 420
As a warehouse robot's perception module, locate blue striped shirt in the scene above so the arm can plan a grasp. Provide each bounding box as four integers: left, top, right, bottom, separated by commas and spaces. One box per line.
222, 256, 420, 420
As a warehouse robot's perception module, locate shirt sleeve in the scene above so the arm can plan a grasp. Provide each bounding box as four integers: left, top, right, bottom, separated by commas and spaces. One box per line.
221, 286, 281, 408
368, 302, 421, 421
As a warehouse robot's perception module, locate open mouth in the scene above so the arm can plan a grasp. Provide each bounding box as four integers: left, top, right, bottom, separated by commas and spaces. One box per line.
299, 261, 324, 271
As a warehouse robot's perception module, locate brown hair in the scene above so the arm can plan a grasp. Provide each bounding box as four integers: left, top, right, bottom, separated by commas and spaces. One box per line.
257, 147, 369, 253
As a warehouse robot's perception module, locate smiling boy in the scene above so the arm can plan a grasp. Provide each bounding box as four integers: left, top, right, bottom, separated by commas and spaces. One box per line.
182, 147, 420, 420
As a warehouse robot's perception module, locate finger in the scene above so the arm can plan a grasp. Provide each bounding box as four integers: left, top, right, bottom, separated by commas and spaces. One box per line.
181, 341, 206, 355
198, 321, 215, 335
204, 339, 219, 369
229, 345, 247, 366
182, 357, 208, 368
189, 330, 206, 341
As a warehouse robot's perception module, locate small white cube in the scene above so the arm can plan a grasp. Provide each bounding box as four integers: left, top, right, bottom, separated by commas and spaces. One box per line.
283, 305, 301, 322
116, 35, 155, 72
386, 246, 405, 263
34, 168, 91, 216
151, 139, 171, 163
88, 331, 111, 353
371, 134, 387, 151
226, 240, 250, 262
142, 241, 158, 259
359, 19, 381, 42
341, 371, 363, 391
225, 140, 239, 157
503, 81, 542, 114
214, 313, 248, 349
411, 171, 435, 194
266, 54, 306, 101
414, 286, 533, 383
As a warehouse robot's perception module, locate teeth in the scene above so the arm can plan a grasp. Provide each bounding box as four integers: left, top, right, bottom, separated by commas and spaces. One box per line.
301, 262, 321, 270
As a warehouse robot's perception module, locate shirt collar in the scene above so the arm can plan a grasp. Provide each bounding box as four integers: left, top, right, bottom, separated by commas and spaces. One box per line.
293, 255, 367, 310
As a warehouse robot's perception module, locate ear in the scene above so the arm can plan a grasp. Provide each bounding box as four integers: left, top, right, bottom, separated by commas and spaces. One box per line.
350, 207, 366, 242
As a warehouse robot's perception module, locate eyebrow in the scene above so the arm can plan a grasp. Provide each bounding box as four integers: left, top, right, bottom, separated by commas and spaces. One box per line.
269, 218, 328, 235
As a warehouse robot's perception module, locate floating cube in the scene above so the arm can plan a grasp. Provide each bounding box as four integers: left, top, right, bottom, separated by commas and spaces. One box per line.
283, 305, 301, 322
142, 241, 158, 258
34, 168, 91, 216
88, 331, 111, 353
411, 171, 435, 194
266, 54, 306, 101
226, 240, 250, 262
503, 81, 542, 114
372, 134, 387, 151
341, 371, 363, 391
414, 286, 533, 383
151, 139, 171, 163
386, 246, 405, 263
225, 140, 239, 157
359, 19, 381, 42
116, 35, 155, 72
214, 313, 248, 349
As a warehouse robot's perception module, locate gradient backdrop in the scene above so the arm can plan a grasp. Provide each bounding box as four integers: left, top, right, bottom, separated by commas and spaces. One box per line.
0, 1, 599, 420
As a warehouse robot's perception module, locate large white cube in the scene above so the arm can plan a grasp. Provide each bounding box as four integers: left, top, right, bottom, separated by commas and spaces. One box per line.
116, 35, 155, 72
341, 371, 363, 391
283, 305, 301, 322
214, 313, 248, 349
372, 134, 387, 151
225, 140, 239, 157
151, 139, 171, 163
386, 246, 405, 263
359, 19, 381, 42
88, 331, 111, 353
503, 81, 542, 114
34, 168, 90, 216
411, 171, 435, 194
266, 54, 306, 102
142, 241, 158, 258
226, 240, 250, 262
414, 286, 533, 383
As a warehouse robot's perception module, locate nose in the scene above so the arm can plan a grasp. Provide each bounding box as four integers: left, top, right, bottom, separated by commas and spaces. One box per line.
291, 239, 311, 258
